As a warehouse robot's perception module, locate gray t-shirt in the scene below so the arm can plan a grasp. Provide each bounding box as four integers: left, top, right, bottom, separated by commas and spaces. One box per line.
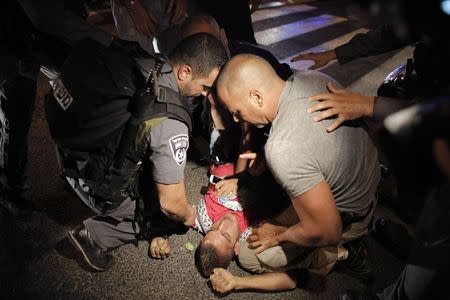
265, 71, 380, 215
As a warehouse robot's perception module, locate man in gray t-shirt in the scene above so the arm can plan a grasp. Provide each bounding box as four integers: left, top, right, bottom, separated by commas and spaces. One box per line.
265, 70, 379, 217
212, 54, 380, 292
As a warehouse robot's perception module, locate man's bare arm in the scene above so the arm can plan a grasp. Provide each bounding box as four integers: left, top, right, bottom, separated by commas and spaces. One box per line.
280, 180, 342, 246
210, 268, 296, 293
290, 49, 337, 69
247, 180, 342, 252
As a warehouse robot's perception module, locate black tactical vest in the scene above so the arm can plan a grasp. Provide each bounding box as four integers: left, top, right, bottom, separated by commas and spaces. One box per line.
45, 38, 192, 213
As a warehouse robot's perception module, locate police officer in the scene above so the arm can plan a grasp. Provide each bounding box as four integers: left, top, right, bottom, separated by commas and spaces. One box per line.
55, 33, 228, 271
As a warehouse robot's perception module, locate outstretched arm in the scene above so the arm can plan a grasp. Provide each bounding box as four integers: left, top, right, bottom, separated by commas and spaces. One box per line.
290, 50, 337, 70
291, 24, 414, 69
210, 268, 297, 293
334, 24, 413, 64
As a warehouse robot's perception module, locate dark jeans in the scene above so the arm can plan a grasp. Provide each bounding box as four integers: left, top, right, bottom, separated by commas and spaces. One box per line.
380, 183, 450, 300
1, 75, 36, 189
380, 263, 449, 300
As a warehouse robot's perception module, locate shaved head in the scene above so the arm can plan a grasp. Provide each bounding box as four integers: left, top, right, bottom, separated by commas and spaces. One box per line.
217, 54, 284, 126
218, 54, 276, 94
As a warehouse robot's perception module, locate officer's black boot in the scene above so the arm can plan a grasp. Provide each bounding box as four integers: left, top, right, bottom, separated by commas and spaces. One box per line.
67, 224, 114, 271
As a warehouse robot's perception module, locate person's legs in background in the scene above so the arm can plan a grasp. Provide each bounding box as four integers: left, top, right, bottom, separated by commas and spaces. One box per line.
197, 0, 257, 44
0, 74, 36, 214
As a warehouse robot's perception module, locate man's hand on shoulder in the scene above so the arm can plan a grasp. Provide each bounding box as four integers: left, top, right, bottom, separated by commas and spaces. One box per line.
308, 82, 375, 132
247, 221, 287, 254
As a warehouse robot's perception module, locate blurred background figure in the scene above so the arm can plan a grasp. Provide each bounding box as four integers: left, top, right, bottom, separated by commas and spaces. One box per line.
196, 0, 259, 44
297, 0, 450, 221
289, 0, 450, 299
341, 98, 450, 300
110, 0, 194, 54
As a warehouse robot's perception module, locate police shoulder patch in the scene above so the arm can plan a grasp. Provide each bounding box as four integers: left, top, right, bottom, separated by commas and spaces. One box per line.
169, 134, 189, 165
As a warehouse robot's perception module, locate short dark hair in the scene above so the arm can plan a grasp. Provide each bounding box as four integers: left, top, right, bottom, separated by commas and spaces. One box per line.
167, 32, 228, 79
195, 240, 233, 278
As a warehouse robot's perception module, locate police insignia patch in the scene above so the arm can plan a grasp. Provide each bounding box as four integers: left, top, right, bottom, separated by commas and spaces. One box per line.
52, 77, 73, 110
169, 134, 189, 165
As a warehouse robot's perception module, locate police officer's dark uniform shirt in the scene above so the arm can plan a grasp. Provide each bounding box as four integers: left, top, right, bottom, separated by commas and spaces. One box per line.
136, 63, 189, 184
73, 59, 188, 250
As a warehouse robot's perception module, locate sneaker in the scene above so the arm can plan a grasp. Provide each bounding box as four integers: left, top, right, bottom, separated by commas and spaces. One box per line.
66, 224, 114, 271
338, 238, 373, 283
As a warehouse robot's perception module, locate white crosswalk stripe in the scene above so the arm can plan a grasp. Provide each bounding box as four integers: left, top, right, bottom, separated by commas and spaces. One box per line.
251, 4, 317, 22
255, 14, 347, 46
257, 0, 288, 9
257, 0, 316, 10
251, 1, 412, 89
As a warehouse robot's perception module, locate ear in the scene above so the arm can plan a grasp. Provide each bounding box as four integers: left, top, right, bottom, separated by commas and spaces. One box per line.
177, 65, 193, 82
249, 89, 263, 108
234, 242, 240, 256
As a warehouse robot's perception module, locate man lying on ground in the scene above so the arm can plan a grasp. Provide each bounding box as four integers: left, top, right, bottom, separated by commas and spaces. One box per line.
150, 162, 349, 292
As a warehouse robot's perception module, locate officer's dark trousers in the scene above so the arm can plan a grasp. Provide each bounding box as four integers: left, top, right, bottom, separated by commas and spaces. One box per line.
83, 197, 139, 249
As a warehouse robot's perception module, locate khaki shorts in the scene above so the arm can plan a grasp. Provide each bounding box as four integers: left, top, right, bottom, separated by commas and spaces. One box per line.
238, 204, 374, 275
